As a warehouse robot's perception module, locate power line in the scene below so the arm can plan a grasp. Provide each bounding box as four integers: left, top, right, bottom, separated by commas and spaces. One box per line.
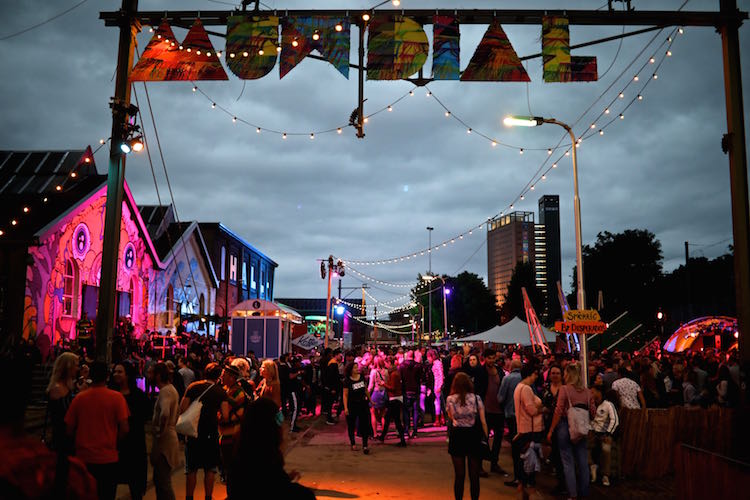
0, 0, 89, 41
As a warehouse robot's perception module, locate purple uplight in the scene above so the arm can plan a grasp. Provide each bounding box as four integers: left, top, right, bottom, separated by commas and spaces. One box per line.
444, 288, 451, 295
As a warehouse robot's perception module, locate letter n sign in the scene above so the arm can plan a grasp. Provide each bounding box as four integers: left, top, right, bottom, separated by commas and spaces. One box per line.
542, 16, 597, 82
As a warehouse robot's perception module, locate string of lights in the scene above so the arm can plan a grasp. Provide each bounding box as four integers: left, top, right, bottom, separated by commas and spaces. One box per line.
338, 26, 681, 267
0, 139, 109, 237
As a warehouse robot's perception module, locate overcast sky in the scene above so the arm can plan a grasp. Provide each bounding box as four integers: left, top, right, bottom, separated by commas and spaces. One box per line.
1, 0, 748, 311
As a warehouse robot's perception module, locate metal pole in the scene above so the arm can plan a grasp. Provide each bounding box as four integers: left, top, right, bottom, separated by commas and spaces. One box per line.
96, 0, 138, 364
427, 226, 433, 335
720, 0, 750, 364
547, 119, 588, 386
442, 280, 448, 349
357, 19, 366, 138
325, 258, 332, 349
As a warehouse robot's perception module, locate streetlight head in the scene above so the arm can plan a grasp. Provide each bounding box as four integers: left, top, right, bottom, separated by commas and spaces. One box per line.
503, 116, 541, 127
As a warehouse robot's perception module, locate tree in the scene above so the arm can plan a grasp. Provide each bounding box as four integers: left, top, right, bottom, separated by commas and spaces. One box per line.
408, 272, 498, 337
499, 261, 544, 324
571, 229, 662, 325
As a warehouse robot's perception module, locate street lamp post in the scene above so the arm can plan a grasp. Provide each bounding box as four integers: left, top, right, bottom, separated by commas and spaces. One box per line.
426, 226, 434, 335
443, 286, 450, 348
504, 115, 589, 386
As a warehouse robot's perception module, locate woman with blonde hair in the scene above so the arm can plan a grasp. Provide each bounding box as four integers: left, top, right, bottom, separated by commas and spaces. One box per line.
255, 360, 283, 425
46, 351, 79, 452
547, 363, 596, 499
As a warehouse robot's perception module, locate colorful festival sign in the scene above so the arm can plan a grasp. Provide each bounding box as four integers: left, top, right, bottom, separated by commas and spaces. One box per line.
225, 15, 280, 80
432, 15, 460, 80
131, 16, 597, 83
542, 16, 597, 82
366, 16, 429, 80
280, 16, 350, 79
460, 20, 529, 82
130, 19, 227, 81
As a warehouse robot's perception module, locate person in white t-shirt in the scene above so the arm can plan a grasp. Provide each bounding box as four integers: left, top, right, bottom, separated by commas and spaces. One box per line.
611, 367, 646, 410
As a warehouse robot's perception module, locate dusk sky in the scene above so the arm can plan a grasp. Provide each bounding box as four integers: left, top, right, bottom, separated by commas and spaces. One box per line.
1, 0, 747, 312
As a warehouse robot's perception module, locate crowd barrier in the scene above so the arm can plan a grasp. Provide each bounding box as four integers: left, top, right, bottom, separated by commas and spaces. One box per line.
675, 444, 750, 498
618, 406, 747, 479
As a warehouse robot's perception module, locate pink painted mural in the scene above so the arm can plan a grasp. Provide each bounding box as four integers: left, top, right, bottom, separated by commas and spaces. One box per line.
24, 184, 160, 346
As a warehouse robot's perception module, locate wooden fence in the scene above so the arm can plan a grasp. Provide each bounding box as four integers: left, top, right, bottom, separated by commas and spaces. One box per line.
675, 444, 750, 498
618, 406, 748, 479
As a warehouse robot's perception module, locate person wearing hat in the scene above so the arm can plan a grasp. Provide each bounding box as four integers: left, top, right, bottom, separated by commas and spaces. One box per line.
219, 363, 246, 492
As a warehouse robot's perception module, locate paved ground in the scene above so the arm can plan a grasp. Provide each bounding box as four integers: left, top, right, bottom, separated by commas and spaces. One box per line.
132, 415, 675, 499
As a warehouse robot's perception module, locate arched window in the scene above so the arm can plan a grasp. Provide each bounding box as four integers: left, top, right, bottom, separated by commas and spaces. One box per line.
62, 260, 79, 317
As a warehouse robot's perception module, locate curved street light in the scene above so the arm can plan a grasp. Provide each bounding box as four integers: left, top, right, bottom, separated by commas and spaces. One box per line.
504, 115, 589, 385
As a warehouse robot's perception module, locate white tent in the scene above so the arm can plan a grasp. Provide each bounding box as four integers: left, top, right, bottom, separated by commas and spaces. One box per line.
458, 317, 558, 345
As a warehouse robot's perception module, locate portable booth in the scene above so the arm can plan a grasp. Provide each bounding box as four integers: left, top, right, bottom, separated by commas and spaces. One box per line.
230, 299, 303, 359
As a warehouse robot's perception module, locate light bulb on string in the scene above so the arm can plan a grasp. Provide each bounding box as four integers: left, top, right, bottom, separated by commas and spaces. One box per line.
282, 133, 287, 139
653, 73, 658, 79
619, 92, 624, 99
276, 46, 281, 53
633, 75, 639, 81
23, 207, 29, 213
619, 113, 624, 120
211, 102, 216, 109
337, 127, 342, 134
530, 185, 535, 191
604, 108, 610, 114
520, 195, 525, 200
565, 150, 570, 157
638, 94, 643, 100
491, 141, 497, 147
445, 111, 451, 117
678, 27, 684, 34
0, 229, 4, 236
363, 117, 369, 123
541, 174, 546, 180
387, 105, 392, 112
310, 133, 315, 139
256, 127, 261, 134
192, 86, 197, 92
467, 128, 472, 134
335, 22, 343, 32
99, 139, 106, 144
179, 45, 184, 50
242, 51, 249, 57
312, 30, 320, 41
599, 129, 604, 136
519, 148, 524, 155
426, 91, 431, 97
258, 49, 264, 55
11, 219, 17, 226
43, 197, 48, 203
56, 185, 62, 191
70, 172, 77, 178
230, 53, 235, 58
547, 149, 552, 155
186, 48, 191, 53
667, 50, 672, 57
362, 13, 370, 21
590, 124, 596, 129
217, 51, 222, 57
552, 163, 558, 168
409, 90, 414, 96
650, 57, 655, 64
196, 50, 201, 55
232, 116, 237, 123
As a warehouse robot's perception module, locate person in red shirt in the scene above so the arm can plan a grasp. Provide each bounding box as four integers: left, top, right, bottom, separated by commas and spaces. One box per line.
65, 361, 130, 500
0, 342, 97, 499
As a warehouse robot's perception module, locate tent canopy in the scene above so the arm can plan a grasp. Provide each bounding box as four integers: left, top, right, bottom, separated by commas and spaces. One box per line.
459, 317, 557, 345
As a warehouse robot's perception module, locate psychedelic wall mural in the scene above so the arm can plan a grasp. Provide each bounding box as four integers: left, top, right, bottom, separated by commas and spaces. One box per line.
24, 184, 160, 345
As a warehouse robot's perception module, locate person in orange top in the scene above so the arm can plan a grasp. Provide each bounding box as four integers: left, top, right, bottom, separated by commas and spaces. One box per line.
65, 361, 130, 500
511, 363, 544, 498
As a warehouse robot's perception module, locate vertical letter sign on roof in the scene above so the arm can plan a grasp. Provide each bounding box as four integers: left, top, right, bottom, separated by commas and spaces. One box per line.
366, 16, 428, 80
432, 15, 460, 80
542, 16, 597, 82
460, 21, 529, 82
280, 17, 350, 79
226, 15, 279, 80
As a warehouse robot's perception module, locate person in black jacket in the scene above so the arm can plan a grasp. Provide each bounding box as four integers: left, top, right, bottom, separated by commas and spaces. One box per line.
322, 350, 342, 425
228, 398, 316, 499
399, 350, 423, 438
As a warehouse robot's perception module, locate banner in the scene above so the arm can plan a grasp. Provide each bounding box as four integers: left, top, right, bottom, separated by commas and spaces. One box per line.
225, 14, 279, 80
367, 16, 429, 80
432, 15, 460, 80
542, 16, 597, 82
280, 16, 350, 79
130, 19, 228, 81
460, 21, 529, 82
292, 333, 325, 350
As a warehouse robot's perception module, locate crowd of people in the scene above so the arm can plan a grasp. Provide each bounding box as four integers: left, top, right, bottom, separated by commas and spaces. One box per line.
2, 326, 746, 500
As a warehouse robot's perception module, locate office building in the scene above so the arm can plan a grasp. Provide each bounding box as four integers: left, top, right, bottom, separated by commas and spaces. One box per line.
538, 195, 562, 321
487, 211, 536, 310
